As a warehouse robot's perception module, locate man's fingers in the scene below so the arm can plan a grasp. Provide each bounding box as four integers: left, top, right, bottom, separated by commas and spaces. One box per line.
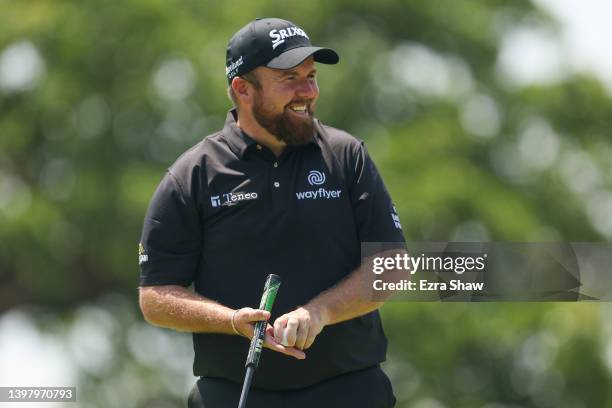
283, 317, 299, 347
237, 308, 270, 323
264, 328, 306, 360
273, 309, 322, 349
233, 308, 271, 339
295, 322, 309, 350
273, 317, 287, 341
304, 331, 317, 350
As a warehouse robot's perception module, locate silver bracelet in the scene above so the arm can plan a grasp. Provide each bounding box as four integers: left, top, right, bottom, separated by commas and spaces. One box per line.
231, 309, 242, 336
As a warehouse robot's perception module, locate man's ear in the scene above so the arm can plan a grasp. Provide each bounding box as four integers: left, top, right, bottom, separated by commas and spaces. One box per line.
231, 76, 253, 106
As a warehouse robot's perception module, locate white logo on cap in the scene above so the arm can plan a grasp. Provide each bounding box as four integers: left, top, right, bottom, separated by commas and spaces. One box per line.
226, 55, 244, 79
307, 170, 325, 186
269, 26, 309, 50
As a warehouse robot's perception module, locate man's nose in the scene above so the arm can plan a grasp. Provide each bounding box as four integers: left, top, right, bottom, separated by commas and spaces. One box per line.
295, 79, 318, 99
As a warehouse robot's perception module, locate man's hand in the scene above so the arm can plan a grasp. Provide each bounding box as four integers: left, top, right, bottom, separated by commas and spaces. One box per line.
233, 307, 306, 360
272, 305, 328, 350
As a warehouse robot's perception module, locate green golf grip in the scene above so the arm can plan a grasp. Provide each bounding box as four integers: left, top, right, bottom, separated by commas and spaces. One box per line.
245, 274, 281, 368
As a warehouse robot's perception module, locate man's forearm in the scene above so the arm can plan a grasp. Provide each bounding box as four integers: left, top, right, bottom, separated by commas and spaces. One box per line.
305, 250, 407, 326
139, 285, 235, 334
305, 264, 383, 326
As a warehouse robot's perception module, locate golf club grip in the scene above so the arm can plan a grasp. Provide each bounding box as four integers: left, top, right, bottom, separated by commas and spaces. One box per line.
245, 274, 281, 368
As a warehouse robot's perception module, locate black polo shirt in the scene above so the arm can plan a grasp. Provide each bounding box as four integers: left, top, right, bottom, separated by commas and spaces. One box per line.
139, 109, 405, 390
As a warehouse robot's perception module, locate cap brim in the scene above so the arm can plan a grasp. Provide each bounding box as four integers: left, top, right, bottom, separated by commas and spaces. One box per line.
266, 46, 339, 70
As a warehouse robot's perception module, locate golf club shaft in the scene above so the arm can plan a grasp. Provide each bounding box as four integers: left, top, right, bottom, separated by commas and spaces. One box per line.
237, 366, 254, 408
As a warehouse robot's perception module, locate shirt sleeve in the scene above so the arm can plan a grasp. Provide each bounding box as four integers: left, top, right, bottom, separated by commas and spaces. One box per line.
349, 141, 406, 244
138, 171, 202, 286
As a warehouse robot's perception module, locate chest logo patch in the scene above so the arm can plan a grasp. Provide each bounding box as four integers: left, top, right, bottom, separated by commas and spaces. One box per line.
296, 170, 341, 201
307, 170, 326, 186
211, 191, 258, 208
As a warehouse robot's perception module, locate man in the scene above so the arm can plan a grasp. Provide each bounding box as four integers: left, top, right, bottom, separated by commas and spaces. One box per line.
138, 17, 405, 407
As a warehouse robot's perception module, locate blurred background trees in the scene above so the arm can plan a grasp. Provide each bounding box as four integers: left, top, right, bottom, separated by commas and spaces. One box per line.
1, 1, 611, 407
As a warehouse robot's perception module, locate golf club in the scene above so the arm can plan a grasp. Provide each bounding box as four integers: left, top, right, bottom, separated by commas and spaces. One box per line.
237, 274, 281, 408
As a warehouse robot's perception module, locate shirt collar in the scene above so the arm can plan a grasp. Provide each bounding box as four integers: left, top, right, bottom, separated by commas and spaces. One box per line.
223, 108, 322, 158
223, 109, 258, 158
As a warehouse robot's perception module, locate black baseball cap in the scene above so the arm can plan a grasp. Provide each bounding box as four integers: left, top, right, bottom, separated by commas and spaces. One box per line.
226, 17, 339, 84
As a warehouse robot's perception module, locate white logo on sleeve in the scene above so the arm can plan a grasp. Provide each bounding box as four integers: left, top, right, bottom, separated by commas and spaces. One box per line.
391, 206, 403, 230
269, 26, 309, 50
307, 170, 326, 186
138, 243, 148, 265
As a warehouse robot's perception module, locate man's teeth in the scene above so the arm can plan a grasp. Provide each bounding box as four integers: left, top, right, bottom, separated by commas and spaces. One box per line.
289, 105, 307, 112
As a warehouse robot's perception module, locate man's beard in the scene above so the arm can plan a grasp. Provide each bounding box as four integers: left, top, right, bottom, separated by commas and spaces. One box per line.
251, 92, 315, 146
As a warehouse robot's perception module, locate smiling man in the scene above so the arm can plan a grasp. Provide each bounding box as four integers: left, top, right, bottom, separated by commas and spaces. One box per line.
138, 17, 405, 407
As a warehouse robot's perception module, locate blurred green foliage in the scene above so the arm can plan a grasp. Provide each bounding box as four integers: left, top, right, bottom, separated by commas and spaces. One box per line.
1, 0, 612, 407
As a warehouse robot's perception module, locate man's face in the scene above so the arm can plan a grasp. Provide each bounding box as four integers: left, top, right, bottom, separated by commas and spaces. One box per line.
249, 57, 319, 146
